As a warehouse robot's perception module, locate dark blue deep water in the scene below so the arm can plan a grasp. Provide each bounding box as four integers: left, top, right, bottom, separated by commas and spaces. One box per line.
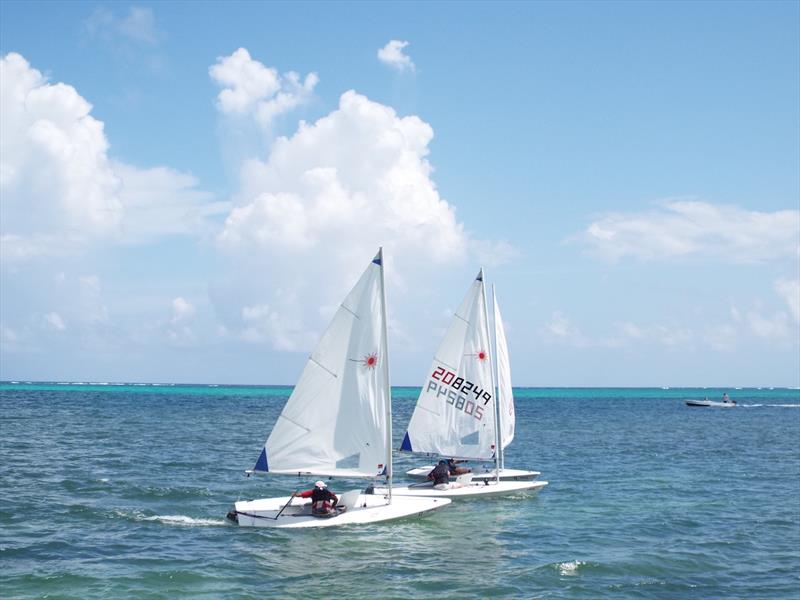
1, 384, 798, 599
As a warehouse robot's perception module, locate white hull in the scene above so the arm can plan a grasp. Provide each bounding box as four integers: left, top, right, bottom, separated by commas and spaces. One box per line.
375, 479, 548, 499
406, 465, 541, 482
685, 399, 736, 408
229, 491, 451, 528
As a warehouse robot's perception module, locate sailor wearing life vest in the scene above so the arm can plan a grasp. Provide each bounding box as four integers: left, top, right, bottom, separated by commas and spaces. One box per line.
293, 481, 339, 515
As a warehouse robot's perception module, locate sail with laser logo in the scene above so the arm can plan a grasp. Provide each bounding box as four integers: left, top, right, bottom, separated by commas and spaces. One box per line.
253, 252, 389, 478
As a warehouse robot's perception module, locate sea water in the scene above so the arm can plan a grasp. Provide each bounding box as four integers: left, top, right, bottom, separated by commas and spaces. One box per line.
0, 384, 798, 599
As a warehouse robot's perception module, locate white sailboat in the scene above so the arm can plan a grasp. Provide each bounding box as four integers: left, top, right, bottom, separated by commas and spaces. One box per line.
404, 285, 541, 483
227, 249, 451, 527
382, 270, 547, 499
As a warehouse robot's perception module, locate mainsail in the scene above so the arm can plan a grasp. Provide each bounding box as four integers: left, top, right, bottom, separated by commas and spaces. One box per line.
492, 286, 515, 468
253, 251, 390, 479
401, 270, 497, 460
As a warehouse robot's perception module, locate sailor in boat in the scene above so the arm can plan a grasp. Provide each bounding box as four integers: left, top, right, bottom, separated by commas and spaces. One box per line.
292, 481, 340, 516
428, 460, 465, 491
447, 458, 471, 477
722, 393, 735, 405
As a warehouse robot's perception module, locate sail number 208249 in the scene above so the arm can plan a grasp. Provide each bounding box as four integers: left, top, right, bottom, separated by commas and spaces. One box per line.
427, 366, 491, 421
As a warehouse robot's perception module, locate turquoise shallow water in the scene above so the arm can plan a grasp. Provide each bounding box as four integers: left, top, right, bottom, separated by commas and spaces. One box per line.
1, 384, 798, 599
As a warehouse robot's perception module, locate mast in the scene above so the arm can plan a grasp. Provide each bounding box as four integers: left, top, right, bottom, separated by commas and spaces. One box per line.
377, 247, 393, 503
479, 269, 500, 484
491, 284, 504, 471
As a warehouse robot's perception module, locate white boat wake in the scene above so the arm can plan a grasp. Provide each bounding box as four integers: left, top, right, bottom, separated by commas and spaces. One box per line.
141, 514, 227, 527
739, 404, 800, 408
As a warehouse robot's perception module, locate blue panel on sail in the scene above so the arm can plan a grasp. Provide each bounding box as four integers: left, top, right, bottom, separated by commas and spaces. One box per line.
475, 271, 483, 282
372, 256, 382, 265
254, 447, 269, 472
400, 431, 413, 452
460, 431, 479, 445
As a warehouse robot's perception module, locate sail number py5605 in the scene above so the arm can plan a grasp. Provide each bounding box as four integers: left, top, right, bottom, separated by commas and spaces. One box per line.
426, 366, 491, 420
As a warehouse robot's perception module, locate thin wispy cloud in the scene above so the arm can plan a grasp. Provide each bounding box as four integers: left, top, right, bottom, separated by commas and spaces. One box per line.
574, 199, 799, 263
85, 6, 161, 46
544, 275, 799, 352
377, 40, 416, 72
775, 279, 800, 323
165, 297, 197, 344
170, 297, 195, 325
542, 311, 696, 350
44, 312, 67, 332
733, 279, 800, 341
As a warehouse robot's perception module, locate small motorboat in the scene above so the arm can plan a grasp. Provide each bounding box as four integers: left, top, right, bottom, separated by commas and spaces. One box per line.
685, 396, 737, 408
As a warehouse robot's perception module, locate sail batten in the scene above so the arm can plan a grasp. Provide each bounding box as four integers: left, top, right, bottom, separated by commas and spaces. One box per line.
308, 357, 339, 379
275, 414, 312, 434
432, 357, 460, 372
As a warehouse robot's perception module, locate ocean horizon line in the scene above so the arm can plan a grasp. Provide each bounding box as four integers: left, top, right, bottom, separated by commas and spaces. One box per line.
1, 380, 798, 391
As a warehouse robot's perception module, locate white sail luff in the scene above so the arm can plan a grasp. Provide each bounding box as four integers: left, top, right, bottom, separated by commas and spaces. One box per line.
491, 284, 503, 470
480, 271, 500, 483
493, 287, 515, 465
378, 247, 393, 502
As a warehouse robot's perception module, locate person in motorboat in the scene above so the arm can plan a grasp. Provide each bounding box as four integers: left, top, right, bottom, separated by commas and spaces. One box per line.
427, 460, 464, 490
447, 458, 471, 476
292, 481, 339, 516
722, 393, 735, 405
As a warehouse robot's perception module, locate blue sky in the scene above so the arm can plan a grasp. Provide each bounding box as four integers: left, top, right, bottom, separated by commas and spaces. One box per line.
1, 1, 798, 386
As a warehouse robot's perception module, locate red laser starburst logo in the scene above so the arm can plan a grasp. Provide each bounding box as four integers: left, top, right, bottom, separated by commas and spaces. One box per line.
362, 352, 379, 369
476, 350, 488, 361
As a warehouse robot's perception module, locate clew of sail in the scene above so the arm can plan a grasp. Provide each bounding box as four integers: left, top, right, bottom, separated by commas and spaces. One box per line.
493, 290, 515, 453
401, 270, 496, 460
254, 252, 389, 478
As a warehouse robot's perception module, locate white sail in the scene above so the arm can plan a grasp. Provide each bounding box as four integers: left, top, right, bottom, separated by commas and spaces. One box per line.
401, 270, 496, 460
493, 289, 515, 453
253, 252, 389, 479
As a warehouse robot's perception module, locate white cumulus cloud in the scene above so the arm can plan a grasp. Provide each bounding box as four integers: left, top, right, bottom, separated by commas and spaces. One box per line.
209, 48, 318, 128
377, 40, 416, 72
0, 52, 219, 263
575, 199, 799, 263
219, 90, 466, 262
1, 53, 123, 245
212, 89, 516, 351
